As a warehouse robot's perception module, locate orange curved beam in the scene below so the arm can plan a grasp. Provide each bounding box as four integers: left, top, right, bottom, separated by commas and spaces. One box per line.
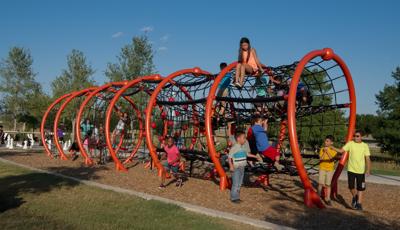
105, 75, 162, 171
205, 62, 237, 190
53, 87, 96, 161
41, 93, 72, 158
145, 68, 211, 177
287, 48, 356, 208
75, 81, 142, 166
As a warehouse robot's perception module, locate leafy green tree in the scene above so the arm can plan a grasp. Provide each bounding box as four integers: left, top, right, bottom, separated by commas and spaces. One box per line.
356, 114, 379, 136
297, 68, 347, 149
105, 35, 155, 82
0, 47, 43, 130
51, 49, 95, 140
374, 67, 400, 156
51, 49, 95, 98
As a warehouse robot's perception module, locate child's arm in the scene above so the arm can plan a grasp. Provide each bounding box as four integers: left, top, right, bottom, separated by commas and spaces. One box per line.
330, 146, 345, 154
247, 153, 263, 162
228, 157, 235, 172
252, 48, 264, 71
365, 156, 371, 176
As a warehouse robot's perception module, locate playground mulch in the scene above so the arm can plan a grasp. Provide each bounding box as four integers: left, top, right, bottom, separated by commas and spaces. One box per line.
1, 149, 399, 230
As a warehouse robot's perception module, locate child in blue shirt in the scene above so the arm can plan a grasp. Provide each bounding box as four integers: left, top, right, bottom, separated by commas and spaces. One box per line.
247, 115, 284, 170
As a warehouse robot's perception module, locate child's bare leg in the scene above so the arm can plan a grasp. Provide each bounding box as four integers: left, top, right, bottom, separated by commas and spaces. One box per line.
357, 191, 363, 204
160, 170, 165, 185
326, 186, 331, 201
318, 184, 323, 195
235, 64, 241, 83
240, 64, 254, 86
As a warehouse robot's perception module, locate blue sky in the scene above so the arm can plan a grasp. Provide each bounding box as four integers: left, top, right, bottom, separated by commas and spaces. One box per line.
0, 0, 399, 114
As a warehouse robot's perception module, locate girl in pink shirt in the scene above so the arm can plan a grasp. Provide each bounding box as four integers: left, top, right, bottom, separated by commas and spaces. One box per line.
159, 136, 181, 188
234, 37, 265, 88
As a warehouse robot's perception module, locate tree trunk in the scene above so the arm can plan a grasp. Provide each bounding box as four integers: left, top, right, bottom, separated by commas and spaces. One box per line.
71, 118, 76, 142
13, 117, 17, 131
22, 122, 26, 132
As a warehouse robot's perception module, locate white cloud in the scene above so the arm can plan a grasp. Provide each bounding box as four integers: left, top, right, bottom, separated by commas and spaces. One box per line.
160, 34, 169, 42
141, 26, 154, 33
111, 32, 123, 38
158, 46, 168, 51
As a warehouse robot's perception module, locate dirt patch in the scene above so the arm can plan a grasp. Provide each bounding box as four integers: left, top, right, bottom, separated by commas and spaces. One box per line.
1, 149, 399, 229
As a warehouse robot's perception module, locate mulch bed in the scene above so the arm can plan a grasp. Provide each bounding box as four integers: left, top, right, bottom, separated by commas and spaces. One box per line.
1, 149, 399, 230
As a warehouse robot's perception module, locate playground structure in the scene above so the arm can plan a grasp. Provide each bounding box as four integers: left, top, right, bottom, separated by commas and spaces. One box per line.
40, 48, 356, 208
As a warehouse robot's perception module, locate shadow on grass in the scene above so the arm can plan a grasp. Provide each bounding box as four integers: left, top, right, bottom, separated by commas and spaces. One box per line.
44, 165, 109, 181
265, 202, 400, 230
0, 171, 79, 213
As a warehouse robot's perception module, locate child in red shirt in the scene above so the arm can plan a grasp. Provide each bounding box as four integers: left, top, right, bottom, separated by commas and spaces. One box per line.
159, 136, 181, 189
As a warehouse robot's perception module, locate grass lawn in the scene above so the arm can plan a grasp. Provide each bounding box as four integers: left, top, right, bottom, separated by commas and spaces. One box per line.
0, 162, 257, 230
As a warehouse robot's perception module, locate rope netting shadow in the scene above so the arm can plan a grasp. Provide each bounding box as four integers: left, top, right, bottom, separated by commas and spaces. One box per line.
40, 93, 72, 158
145, 68, 215, 177
205, 48, 356, 208
105, 75, 163, 171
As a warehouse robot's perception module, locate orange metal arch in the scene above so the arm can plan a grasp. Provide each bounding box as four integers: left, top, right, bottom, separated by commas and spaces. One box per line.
205, 62, 237, 190
40, 93, 72, 158
145, 68, 211, 177
287, 48, 356, 208
75, 81, 142, 166
53, 87, 97, 161
105, 75, 162, 171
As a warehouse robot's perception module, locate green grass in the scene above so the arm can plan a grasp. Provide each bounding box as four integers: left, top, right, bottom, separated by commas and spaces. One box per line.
0, 162, 257, 230
371, 161, 400, 176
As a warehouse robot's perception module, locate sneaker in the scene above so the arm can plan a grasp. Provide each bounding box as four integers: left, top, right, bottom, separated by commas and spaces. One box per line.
326, 200, 332, 206
234, 82, 242, 88
72, 155, 79, 161
274, 162, 284, 171
351, 195, 358, 209
176, 179, 183, 187
158, 184, 166, 189
231, 199, 241, 204
355, 203, 363, 211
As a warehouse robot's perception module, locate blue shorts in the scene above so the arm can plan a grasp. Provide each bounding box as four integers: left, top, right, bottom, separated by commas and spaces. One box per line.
162, 161, 179, 173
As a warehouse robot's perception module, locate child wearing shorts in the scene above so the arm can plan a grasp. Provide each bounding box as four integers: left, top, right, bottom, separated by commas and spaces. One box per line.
159, 136, 181, 189
318, 135, 337, 206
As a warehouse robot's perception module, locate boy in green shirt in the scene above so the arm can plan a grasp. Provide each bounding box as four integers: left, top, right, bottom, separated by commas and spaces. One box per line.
332, 130, 371, 211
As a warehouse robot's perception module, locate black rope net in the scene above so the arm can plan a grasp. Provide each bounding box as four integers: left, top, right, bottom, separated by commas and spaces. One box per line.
107, 80, 161, 164
150, 72, 215, 176
212, 58, 350, 176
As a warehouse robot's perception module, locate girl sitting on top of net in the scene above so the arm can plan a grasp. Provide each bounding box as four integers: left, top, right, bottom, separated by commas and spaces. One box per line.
234, 37, 265, 88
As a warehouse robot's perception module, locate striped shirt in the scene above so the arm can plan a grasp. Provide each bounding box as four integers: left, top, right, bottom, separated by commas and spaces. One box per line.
229, 143, 250, 168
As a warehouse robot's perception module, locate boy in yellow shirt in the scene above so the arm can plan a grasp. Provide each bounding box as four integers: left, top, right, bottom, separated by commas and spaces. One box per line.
318, 135, 337, 206
332, 130, 371, 211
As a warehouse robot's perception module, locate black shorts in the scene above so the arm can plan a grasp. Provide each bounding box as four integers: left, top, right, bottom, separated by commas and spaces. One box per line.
348, 171, 366, 191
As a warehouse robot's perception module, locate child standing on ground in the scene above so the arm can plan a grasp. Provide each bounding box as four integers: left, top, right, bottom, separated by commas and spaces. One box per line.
318, 135, 337, 206
228, 131, 260, 203
234, 37, 264, 88
331, 130, 371, 211
159, 136, 181, 189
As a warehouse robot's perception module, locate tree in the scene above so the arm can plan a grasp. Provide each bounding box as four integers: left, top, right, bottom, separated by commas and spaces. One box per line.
105, 35, 155, 82
0, 47, 43, 130
374, 67, 400, 156
51, 49, 95, 98
356, 114, 379, 136
51, 49, 95, 141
